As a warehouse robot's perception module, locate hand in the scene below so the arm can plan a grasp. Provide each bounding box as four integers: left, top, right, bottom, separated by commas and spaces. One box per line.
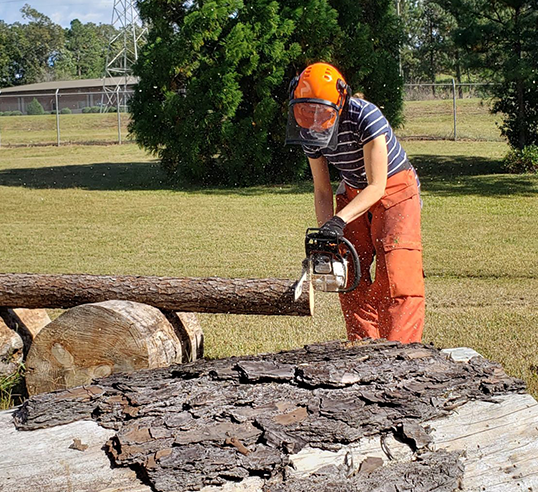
320, 215, 347, 238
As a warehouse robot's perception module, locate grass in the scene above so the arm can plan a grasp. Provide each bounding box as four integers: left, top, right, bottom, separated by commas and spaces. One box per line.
400, 98, 503, 142
0, 105, 537, 403
0, 364, 25, 410
0, 113, 132, 146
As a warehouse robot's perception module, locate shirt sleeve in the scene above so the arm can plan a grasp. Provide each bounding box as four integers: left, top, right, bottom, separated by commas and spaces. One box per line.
302, 144, 323, 159
357, 103, 389, 145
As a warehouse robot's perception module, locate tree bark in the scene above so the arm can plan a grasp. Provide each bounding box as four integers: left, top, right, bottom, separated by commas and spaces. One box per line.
9, 341, 534, 492
0, 273, 312, 316
25, 301, 189, 395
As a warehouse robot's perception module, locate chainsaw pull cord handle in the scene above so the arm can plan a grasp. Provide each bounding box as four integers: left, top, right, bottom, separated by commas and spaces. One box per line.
338, 236, 361, 293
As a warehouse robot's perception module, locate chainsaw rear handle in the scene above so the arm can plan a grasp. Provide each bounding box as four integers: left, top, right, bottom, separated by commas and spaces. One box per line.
338, 236, 361, 293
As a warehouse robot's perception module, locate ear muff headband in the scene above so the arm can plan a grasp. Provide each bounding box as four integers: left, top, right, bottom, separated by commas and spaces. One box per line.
288, 76, 300, 100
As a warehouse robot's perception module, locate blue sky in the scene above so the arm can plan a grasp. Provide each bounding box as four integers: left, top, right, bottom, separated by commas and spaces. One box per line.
0, 0, 113, 27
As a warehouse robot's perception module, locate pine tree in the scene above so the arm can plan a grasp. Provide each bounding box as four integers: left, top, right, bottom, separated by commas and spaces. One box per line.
129, 0, 404, 185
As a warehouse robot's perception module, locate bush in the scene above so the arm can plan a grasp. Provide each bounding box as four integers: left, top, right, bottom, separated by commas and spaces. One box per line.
60, 107, 72, 114
130, 0, 403, 186
26, 98, 45, 115
503, 145, 538, 174
9, 111, 22, 116
82, 107, 91, 113
91, 106, 101, 113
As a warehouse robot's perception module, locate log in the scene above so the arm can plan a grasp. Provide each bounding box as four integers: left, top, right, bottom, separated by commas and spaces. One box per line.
0, 318, 23, 377
0, 308, 50, 356
25, 300, 189, 395
8, 340, 537, 492
0, 273, 313, 316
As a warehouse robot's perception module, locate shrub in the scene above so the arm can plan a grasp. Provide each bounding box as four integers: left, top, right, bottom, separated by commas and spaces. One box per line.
91, 106, 101, 113
9, 110, 22, 116
82, 107, 91, 113
26, 98, 45, 115
60, 107, 72, 114
130, 0, 403, 186
503, 145, 538, 174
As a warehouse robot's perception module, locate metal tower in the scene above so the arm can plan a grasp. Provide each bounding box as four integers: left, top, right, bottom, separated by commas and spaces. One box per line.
101, 0, 147, 111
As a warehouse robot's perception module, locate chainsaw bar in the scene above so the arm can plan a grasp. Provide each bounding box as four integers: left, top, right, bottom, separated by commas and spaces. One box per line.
294, 259, 309, 301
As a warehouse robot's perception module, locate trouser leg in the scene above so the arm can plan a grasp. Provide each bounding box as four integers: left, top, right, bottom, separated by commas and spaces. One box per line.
371, 170, 425, 343
336, 191, 379, 340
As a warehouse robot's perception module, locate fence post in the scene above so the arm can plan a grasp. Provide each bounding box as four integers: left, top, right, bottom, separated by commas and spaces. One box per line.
117, 87, 122, 144
55, 89, 61, 146
452, 78, 457, 141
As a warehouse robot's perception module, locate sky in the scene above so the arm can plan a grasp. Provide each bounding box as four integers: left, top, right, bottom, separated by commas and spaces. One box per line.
0, 0, 114, 27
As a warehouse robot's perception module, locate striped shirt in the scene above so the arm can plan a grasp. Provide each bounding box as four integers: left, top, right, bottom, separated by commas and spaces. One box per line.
303, 97, 412, 189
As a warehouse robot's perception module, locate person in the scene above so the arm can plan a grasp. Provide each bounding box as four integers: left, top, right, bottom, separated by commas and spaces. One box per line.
286, 62, 424, 344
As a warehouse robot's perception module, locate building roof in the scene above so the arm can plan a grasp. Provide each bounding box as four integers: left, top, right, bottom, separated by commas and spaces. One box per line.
0, 77, 139, 94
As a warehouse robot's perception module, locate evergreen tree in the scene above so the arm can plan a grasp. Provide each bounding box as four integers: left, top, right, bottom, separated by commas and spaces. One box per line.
26, 97, 45, 115
130, 0, 404, 186
437, 0, 538, 148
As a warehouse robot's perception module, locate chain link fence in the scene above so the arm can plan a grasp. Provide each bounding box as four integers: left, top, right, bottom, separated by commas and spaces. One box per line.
0, 83, 504, 147
0, 89, 134, 147
400, 82, 503, 142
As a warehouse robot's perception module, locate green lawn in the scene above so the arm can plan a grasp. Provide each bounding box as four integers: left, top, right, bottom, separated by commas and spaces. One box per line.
0, 113, 132, 146
0, 138, 537, 407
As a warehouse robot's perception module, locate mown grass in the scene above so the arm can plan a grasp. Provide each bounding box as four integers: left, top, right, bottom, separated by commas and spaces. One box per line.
400, 98, 503, 142
0, 113, 537, 403
0, 113, 132, 146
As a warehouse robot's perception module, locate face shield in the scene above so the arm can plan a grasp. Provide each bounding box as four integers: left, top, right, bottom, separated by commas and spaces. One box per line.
285, 98, 341, 150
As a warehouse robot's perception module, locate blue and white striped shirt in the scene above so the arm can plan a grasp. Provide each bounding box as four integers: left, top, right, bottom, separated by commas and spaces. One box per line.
303, 98, 411, 189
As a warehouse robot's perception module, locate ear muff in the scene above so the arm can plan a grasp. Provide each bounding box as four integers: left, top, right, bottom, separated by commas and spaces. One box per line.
288, 76, 300, 99
336, 78, 350, 108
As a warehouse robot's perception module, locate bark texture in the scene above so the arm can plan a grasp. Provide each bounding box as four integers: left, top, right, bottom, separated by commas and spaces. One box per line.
0, 273, 312, 316
13, 340, 525, 491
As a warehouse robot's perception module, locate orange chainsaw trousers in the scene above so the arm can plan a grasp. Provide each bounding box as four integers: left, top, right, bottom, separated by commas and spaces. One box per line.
336, 168, 425, 344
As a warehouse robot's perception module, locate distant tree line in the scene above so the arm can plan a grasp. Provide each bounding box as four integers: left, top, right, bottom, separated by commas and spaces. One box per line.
1, 1, 536, 179
0, 4, 118, 88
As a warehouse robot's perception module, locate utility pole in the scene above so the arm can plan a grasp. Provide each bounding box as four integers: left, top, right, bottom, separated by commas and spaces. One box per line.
101, 0, 147, 112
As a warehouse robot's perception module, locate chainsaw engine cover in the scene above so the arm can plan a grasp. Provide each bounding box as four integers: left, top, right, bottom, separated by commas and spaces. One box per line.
311, 254, 348, 292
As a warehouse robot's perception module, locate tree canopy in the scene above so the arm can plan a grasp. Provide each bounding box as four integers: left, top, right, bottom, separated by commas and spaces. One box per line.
128, 0, 404, 186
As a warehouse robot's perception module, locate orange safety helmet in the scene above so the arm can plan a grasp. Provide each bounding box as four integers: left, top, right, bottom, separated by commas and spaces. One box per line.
290, 63, 349, 130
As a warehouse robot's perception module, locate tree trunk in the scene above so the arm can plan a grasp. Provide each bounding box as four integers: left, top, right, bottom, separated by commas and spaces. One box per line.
0, 308, 50, 357
0, 273, 312, 316
0, 318, 23, 377
25, 300, 202, 395
8, 341, 535, 492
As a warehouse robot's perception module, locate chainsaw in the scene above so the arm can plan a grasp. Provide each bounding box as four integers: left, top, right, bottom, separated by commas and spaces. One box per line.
294, 228, 361, 300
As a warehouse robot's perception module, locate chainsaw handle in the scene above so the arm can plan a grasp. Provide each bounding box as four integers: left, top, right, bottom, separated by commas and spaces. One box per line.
338, 237, 361, 293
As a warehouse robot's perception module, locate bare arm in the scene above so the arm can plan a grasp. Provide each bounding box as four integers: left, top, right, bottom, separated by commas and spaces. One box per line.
335, 134, 388, 224
308, 156, 334, 226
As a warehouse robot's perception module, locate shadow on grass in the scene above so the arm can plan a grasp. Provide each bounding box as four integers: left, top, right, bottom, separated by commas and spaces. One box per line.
0, 154, 535, 197
0, 161, 313, 195
412, 154, 537, 197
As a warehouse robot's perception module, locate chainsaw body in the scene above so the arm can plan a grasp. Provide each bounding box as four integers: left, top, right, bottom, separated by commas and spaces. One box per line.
295, 228, 360, 299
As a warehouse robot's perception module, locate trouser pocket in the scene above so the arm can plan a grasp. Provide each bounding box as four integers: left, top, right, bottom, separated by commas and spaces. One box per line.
382, 235, 424, 298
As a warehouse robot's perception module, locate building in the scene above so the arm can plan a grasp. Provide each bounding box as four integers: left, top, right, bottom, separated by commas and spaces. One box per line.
0, 77, 138, 114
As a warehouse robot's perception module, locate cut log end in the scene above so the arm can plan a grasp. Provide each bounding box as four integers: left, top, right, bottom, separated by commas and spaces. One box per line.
25, 301, 188, 395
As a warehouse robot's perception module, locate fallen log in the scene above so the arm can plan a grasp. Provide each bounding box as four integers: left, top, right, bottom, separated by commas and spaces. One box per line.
6, 340, 537, 492
0, 308, 50, 357
0, 317, 23, 377
25, 301, 203, 395
0, 273, 313, 316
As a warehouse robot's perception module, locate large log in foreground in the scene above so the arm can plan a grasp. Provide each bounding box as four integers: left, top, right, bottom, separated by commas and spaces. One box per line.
0, 273, 312, 316
9, 340, 536, 492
